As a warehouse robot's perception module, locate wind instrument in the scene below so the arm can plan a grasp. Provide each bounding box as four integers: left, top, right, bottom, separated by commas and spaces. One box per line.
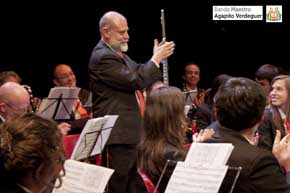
161, 9, 169, 85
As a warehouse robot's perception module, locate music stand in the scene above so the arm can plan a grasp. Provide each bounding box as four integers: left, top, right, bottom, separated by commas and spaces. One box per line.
182, 90, 197, 106
157, 160, 242, 193
70, 115, 118, 161
36, 87, 80, 120
219, 166, 242, 193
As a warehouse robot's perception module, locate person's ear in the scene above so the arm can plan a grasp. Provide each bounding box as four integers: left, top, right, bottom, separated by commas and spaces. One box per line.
0, 102, 6, 113
182, 74, 186, 81
103, 27, 111, 39
53, 79, 59, 86
34, 163, 45, 181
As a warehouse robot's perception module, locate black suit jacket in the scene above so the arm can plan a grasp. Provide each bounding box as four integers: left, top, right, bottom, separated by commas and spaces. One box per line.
258, 108, 277, 151
0, 185, 27, 193
88, 40, 161, 144
206, 126, 290, 193
78, 88, 92, 110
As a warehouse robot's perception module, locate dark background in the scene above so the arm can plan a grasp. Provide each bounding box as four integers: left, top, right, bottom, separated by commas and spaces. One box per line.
0, 1, 289, 97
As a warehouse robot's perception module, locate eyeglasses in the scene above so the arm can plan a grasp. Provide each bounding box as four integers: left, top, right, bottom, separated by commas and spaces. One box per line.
55, 72, 75, 80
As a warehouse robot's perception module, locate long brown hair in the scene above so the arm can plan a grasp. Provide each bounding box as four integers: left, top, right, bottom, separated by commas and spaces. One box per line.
0, 113, 65, 190
138, 86, 187, 182
271, 75, 290, 136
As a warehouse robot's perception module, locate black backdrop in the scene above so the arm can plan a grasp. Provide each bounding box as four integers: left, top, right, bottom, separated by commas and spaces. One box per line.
0, 1, 289, 97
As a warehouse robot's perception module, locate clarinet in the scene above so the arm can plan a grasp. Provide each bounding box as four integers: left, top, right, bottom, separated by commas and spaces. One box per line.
161, 9, 169, 85
22, 85, 37, 113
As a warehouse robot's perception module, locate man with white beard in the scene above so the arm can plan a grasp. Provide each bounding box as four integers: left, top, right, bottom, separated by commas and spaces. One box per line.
88, 11, 175, 193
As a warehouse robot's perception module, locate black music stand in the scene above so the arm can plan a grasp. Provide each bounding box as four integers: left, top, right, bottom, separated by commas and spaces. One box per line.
219, 166, 242, 193
36, 87, 80, 120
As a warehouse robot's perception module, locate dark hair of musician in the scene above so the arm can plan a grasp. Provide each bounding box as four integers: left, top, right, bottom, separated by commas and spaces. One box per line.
214, 77, 266, 131
205, 74, 232, 105
182, 61, 200, 75
255, 64, 279, 83
0, 71, 22, 86
138, 86, 187, 183
0, 113, 65, 192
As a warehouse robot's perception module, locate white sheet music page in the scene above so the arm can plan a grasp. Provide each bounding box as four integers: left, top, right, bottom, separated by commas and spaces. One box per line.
51, 87, 81, 119
165, 162, 228, 193
185, 143, 234, 167
37, 87, 81, 119
70, 115, 118, 160
52, 160, 114, 193
37, 98, 54, 118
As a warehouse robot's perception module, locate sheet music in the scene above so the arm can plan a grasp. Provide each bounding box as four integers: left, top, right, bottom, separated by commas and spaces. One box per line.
52, 160, 114, 193
183, 90, 198, 105
37, 87, 80, 119
165, 162, 228, 193
91, 115, 118, 155
185, 143, 234, 167
70, 115, 118, 160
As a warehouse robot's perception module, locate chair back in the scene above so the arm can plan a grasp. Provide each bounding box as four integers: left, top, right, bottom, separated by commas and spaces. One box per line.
63, 134, 80, 159
137, 168, 159, 193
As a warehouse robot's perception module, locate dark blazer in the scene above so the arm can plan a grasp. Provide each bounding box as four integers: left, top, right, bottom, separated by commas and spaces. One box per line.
194, 103, 212, 130
0, 185, 27, 193
153, 146, 186, 193
258, 108, 277, 151
206, 126, 290, 193
78, 88, 92, 110
137, 145, 186, 193
88, 40, 161, 145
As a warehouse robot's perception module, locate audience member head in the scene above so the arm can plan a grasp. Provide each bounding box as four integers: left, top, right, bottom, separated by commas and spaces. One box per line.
145, 80, 166, 97
0, 113, 65, 193
99, 11, 129, 53
0, 82, 30, 121
255, 64, 279, 96
0, 71, 22, 86
144, 86, 187, 140
53, 64, 77, 87
269, 75, 290, 135
206, 74, 232, 104
182, 62, 200, 90
139, 86, 187, 179
270, 75, 290, 112
277, 66, 290, 75
215, 77, 266, 131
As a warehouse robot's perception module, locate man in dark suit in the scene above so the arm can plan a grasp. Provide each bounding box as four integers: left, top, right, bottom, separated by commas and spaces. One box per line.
88, 11, 175, 193
207, 77, 290, 193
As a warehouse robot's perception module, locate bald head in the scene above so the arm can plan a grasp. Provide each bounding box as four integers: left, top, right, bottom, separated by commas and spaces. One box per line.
0, 82, 30, 120
99, 11, 129, 52
99, 11, 126, 29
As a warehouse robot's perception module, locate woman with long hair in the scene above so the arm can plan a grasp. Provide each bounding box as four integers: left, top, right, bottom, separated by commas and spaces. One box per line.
0, 113, 65, 193
138, 86, 188, 193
